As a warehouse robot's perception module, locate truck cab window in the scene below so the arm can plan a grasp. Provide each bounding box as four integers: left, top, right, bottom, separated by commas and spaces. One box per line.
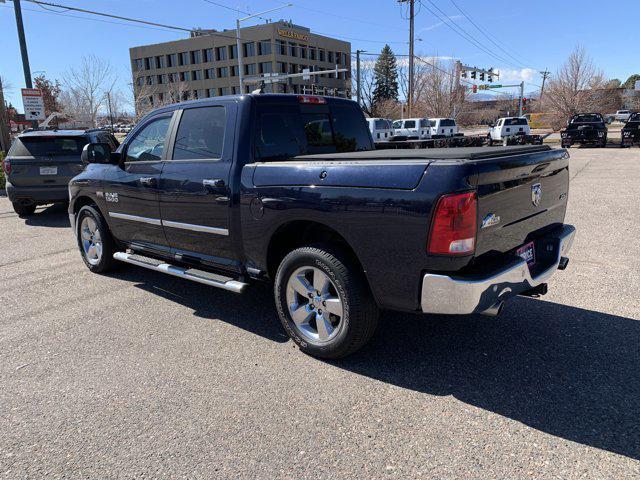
173, 107, 226, 160
125, 116, 171, 162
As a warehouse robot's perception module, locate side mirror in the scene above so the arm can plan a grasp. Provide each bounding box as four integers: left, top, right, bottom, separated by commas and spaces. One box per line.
81, 143, 120, 165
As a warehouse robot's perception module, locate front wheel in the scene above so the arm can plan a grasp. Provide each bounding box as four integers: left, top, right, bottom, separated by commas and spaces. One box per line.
12, 201, 36, 217
75, 205, 117, 273
274, 246, 379, 359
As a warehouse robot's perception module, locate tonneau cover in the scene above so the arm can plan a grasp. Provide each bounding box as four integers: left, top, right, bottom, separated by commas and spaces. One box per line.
296, 145, 551, 161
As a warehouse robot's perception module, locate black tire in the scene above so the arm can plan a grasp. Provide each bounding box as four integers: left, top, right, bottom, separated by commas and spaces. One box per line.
274, 245, 379, 359
12, 202, 36, 217
75, 205, 118, 273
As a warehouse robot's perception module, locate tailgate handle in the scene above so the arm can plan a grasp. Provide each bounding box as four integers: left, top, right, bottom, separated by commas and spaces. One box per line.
139, 176, 157, 187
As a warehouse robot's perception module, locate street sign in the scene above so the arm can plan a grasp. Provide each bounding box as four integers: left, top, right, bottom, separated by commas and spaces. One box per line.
486, 84, 502, 89
302, 68, 310, 81
21, 88, 45, 121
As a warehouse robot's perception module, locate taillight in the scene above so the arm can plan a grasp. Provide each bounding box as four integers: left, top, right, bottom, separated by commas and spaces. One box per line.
298, 95, 326, 105
1, 158, 10, 175
427, 192, 477, 255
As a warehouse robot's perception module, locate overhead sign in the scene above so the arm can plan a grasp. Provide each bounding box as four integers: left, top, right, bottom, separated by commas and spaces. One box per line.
277, 28, 309, 42
21, 88, 45, 121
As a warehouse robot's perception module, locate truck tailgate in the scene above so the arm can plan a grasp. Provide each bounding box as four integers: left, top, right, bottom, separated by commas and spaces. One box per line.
473, 148, 570, 256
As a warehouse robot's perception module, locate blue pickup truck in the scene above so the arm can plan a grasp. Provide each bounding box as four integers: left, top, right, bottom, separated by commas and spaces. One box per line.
69, 94, 576, 358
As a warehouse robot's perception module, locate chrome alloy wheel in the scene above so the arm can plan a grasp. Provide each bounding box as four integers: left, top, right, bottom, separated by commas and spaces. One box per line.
286, 266, 344, 343
80, 216, 103, 266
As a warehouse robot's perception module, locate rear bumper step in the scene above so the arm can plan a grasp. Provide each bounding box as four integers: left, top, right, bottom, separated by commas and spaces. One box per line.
113, 252, 248, 293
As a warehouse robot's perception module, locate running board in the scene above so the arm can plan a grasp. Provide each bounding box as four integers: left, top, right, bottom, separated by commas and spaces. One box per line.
113, 252, 248, 293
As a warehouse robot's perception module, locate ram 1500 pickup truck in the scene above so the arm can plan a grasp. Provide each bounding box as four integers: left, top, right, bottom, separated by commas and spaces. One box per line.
561, 113, 607, 148
69, 94, 576, 359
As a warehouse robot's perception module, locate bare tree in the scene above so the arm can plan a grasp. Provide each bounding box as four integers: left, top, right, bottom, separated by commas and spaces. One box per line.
130, 79, 192, 121
544, 46, 619, 125
61, 55, 115, 127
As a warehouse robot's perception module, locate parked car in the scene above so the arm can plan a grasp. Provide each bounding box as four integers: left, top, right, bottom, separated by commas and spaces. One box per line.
392, 118, 430, 140
560, 113, 607, 148
621, 112, 640, 147
429, 118, 459, 138
366, 118, 393, 143
605, 110, 632, 124
3, 129, 119, 216
487, 117, 542, 145
69, 94, 576, 359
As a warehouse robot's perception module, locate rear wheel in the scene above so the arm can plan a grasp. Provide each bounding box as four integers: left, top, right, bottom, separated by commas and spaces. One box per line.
274, 245, 379, 359
12, 201, 36, 217
75, 205, 117, 273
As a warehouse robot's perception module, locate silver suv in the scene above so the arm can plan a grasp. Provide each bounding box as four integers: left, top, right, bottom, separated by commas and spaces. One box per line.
3, 129, 118, 216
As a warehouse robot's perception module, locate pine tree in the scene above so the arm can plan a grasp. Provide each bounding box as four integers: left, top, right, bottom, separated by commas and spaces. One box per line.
372, 45, 399, 105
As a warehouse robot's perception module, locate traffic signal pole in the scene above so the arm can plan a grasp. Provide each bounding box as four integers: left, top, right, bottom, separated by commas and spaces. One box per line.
13, 0, 33, 89
518, 81, 524, 116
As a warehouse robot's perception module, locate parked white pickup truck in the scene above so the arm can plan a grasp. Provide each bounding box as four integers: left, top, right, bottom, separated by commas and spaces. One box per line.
605, 110, 632, 124
488, 117, 543, 146
392, 118, 430, 140
429, 118, 459, 138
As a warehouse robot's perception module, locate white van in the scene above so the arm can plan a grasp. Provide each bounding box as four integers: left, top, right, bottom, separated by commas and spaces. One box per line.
429, 118, 458, 138
391, 118, 430, 139
489, 117, 530, 142
367, 118, 394, 143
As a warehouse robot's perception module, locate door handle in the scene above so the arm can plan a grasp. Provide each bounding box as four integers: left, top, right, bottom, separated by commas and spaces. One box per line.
139, 176, 157, 187
203, 178, 225, 188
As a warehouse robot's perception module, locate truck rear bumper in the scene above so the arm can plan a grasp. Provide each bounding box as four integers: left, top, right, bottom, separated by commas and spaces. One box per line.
420, 225, 576, 315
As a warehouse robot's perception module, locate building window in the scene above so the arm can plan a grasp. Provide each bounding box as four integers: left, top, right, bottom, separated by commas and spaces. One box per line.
288, 43, 298, 57
216, 46, 227, 61
206, 88, 214, 97
259, 62, 273, 74
157, 74, 163, 84
230, 65, 239, 77
229, 44, 237, 60
244, 42, 256, 57
179, 52, 189, 66
179, 71, 190, 82
155, 56, 165, 68
136, 76, 144, 87
166, 53, 177, 68
169, 72, 178, 83
192, 70, 202, 81
134, 59, 143, 71
191, 50, 201, 64
318, 49, 325, 62
203, 48, 214, 63
219, 87, 230, 96
157, 92, 164, 102
308, 48, 316, 61
328, 51, 334, 63
146, 76, 154, 85
182, 91, 190, 101
144, 57, 152, 70
277, 40, 286, 55
232, 86, 239, 95
218, 67, 229, 78
259, 41, 272, 56
300, 46, 307, 59
278, 62, 287, 74
245, 63, 257, 76
205, 68, 215, 80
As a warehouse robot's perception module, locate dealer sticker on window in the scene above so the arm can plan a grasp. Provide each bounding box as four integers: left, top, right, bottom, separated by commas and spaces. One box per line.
516, 241, 536, 267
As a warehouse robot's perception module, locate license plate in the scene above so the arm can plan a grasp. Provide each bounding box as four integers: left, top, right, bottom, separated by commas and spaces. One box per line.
40, 166, 58, 175
516, 241, 536, 267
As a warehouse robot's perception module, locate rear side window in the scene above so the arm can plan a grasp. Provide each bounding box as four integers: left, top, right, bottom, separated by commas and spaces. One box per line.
440, 119, 456, 127
420, 119, 429, 128
8, 136, 87, 156
504, 118, 528, 126
374, 119, 388, 129
404, 120, 416, 128
173, 106, 226, 160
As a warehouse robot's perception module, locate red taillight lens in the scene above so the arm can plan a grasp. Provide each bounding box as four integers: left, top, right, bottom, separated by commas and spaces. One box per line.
427, 192, 477, 255
1, 158, 10, 175
298, 95, 327, 105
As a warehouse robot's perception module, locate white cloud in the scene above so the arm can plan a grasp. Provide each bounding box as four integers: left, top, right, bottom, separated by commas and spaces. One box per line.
494, 68, 537, 83
417, 15, 463, 34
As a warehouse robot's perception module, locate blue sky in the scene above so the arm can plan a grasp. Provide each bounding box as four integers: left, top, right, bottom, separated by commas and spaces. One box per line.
1, 0, 639, 111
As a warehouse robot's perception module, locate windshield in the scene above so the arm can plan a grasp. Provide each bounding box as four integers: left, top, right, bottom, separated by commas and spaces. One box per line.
503, 118, 528, 126
627, 113, 640, 122
9, 136, 88, 156
571, 114, 604, 124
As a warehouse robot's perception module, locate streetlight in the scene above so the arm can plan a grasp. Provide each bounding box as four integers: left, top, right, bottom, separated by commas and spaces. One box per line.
236, 4, 292, 92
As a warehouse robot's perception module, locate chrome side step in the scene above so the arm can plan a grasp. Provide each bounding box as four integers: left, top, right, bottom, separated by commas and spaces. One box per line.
113, 252, 248, 293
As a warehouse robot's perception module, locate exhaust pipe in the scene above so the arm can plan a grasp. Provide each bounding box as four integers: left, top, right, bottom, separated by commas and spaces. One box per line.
481, 301, 504, 317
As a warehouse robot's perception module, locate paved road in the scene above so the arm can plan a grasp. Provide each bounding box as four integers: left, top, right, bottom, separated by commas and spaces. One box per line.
1, 147, 639, 478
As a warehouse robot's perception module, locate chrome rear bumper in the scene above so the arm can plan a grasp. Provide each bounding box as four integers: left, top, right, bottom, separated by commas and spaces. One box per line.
421, 225, 576, 315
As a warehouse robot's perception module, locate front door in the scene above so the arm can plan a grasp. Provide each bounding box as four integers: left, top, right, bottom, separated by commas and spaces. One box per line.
158, 104, 236, 269
103, 112, 175, 253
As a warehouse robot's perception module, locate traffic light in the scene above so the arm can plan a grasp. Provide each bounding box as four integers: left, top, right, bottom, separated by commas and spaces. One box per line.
472, 84, 478, 93
471, 70, 476, 79
479, 72, 485, 81
461, 70, 467, 78
522, 97, 528, 112
487, 68, 493, 82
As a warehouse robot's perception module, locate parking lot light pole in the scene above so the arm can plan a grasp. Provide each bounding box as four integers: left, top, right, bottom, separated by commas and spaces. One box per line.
236, 4, 292, 93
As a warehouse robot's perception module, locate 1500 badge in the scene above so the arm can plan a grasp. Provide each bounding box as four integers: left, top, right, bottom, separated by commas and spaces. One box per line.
105, 192, 119, 203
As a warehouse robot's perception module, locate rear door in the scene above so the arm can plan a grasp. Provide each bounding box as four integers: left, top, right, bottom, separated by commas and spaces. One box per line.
7, 135, 87, 188
103, 112, 174, 251
158, 104, 236, 268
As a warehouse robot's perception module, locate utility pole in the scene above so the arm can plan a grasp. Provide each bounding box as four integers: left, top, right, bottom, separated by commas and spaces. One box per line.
518, 81, 525, 116
13, 0, 38, 129
0, 79, 11, 154
398, 0, 415, 117
356, 49, 364, 106
539, 70, 550, 103
107, 92, 114, 131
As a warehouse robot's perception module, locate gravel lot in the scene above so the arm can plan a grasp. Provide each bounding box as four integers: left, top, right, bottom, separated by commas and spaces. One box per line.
1, 147, 639, 478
